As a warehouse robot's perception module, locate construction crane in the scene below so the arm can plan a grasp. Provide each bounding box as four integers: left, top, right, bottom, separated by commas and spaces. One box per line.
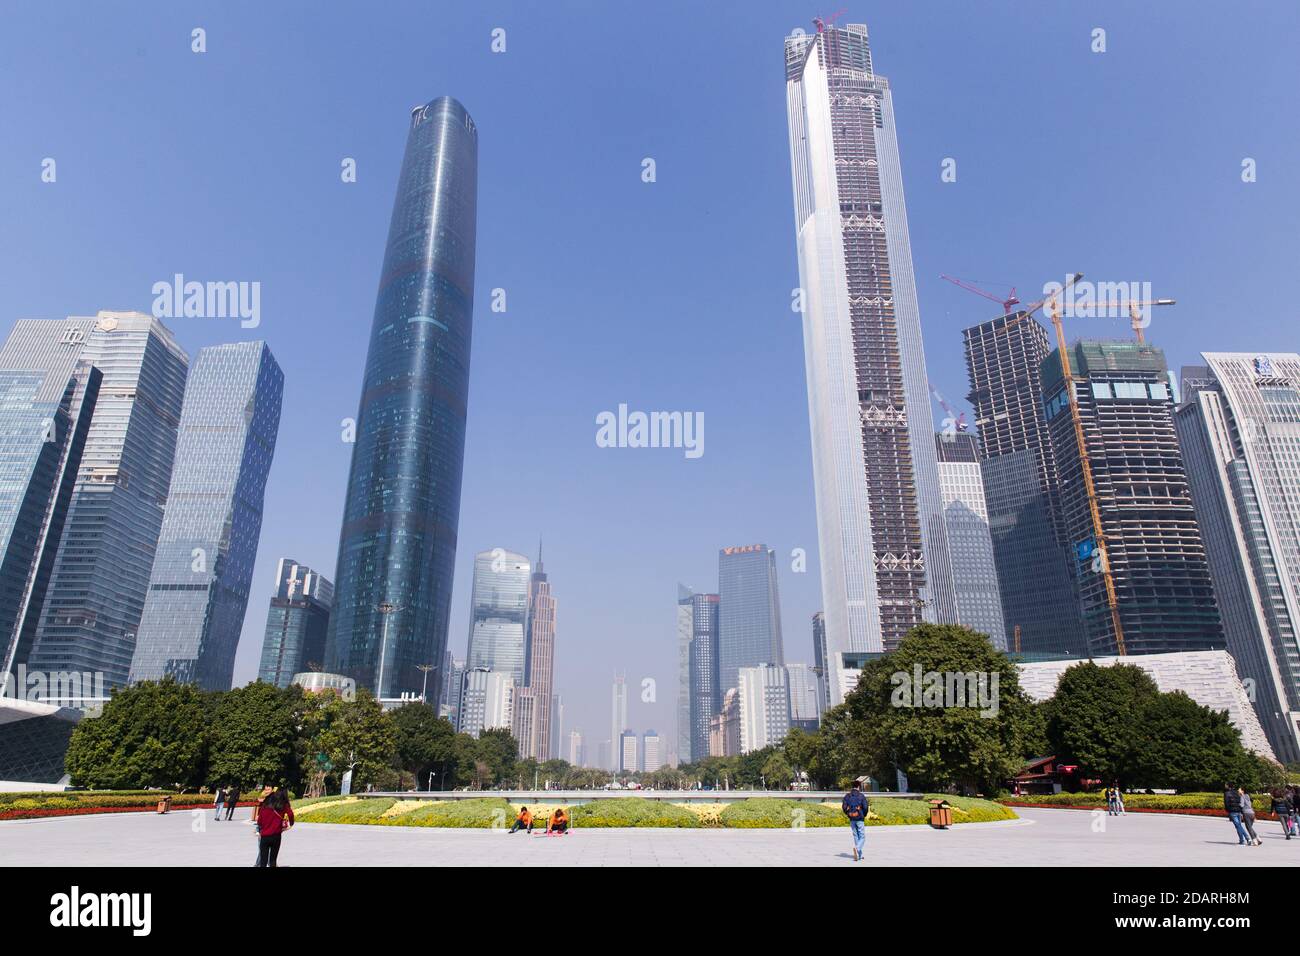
813, 8, 847, 32
1061, 295, 1176, 344
940, 274, 1021, 316
930, 388, 969, 433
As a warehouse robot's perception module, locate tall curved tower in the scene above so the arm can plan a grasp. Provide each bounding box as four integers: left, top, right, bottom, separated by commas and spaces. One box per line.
325, 96, 478, 698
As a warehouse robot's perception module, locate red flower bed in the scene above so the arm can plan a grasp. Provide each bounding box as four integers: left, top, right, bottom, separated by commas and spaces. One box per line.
1000, 801, 1282, 821
0, 801, 255, 821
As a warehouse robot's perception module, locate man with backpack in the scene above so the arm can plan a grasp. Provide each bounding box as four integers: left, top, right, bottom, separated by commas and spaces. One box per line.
842, 780, 870, 861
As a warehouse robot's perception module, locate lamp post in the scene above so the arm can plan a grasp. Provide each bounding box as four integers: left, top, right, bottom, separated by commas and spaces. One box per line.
374, 602, 403, 699
415, 662, 436, 704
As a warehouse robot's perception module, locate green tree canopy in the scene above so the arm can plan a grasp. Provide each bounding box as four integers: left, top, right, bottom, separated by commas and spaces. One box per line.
207, 681, 306, 791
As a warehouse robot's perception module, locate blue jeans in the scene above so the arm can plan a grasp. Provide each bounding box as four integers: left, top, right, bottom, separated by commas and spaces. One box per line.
848, 819, 866, 859
1228, 812, 1250, 844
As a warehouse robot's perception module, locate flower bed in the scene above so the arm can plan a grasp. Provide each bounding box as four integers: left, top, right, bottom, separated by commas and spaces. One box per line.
0, 792, 249, 821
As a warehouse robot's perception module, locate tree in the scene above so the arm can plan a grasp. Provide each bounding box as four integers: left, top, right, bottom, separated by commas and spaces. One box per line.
389, 702, 456, 788
208, 681, 305, 790
1044, 662, 1160, 787
1132, 690, 1260, 792
760, 750, 795, 789
317, 688, 397, 791
474, 728, 518, 786
842, 624, 1044, 794
65, 678, 208, 790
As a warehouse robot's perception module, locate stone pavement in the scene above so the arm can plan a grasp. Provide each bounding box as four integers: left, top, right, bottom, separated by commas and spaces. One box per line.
0, 807, 1295, 866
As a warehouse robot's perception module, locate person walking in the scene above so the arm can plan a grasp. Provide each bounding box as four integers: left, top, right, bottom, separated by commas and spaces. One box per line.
509, 806, 533, 834
1105, 786, 1118, 816
1224, 783, 1250, 845
1113, 783, 1125, 815
254, 789, 294, 867
842, 780, 870, 861
223, 786, 241, 821
213, 786, 226, 821
1289, 785, 1300, 837
1269, 787, 1293, 840
1238, 788, 1262, 845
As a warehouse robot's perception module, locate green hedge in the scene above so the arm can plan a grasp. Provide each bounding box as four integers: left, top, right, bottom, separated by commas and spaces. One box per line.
718, 798, 843, 828
378, 798, 515, 828
569, 797, 699, 828
1002, 791, 1270, 811
0, 791, 215, 811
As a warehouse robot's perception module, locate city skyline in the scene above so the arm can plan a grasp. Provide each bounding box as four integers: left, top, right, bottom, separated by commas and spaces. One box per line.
3, 3, 1297, 745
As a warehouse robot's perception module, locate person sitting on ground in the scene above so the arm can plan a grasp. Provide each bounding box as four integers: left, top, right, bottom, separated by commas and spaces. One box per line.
546, 807, 569, 835
509, 806, 533, 834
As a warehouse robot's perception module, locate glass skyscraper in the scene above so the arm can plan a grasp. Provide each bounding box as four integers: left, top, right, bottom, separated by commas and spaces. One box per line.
129, 341, 283, 690
0, 319, 103, 679
784, 23, 957, 704
324, 96, 479, 699
523, 547, 556, 759
687, 591, 720, 763
29, 312, 188, 689
1176, 354, 1300, 763
717, 544, 784, 695
256, 558, 334, 689
464, 549, 530, 687
935, 433, 1006, 647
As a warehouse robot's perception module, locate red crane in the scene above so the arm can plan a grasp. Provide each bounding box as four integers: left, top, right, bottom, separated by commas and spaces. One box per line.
940, 275, 1020, 316
813, 9, 847, 32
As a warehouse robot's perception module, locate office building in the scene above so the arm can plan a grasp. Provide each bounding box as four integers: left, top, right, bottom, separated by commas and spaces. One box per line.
935, 433, 1006, 647
675, 584, 694, 764
688, 592, 720, 763
28, 313, 188, 689
610, 674, 626, 771
129, 341, 283, 690
566, 730, 584, 767
440, 652, 465, 724
619, 729, 637, 774
1174, 354, 1300, 762
737, 663, 791, 753
464, 550, 530, 687
511, 686, 539, 759
718, 545, 783, 695
549, 694, 563, 760
1041, 341, 1222, 655
709, 688, 740, 758
963, 311, 1085, 655
256, 559, 333, 688
325, 97, 479, 701
523, 546, 556, 759
459, 667, 513, 738
786, 661, 822, 731
811, 611, 829, 705
642, 730, 661, 773
784, 23, 957, 706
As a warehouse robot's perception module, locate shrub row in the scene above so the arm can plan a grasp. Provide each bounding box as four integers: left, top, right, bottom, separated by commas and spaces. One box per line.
1000, 791, 1273, 811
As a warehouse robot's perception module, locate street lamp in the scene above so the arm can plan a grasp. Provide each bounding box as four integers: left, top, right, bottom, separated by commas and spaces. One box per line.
415, 662, 436, 704
374, 602, 404, 699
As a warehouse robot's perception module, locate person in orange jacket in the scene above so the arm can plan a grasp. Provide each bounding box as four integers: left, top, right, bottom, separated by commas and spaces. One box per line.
546, 807, 569, 835
509, 806, 534, 834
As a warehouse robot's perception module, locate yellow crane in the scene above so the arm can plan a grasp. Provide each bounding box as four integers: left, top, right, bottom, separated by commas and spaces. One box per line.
993, 274, 1175, 656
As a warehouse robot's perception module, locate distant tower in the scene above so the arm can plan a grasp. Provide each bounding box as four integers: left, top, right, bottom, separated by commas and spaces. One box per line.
257, 559, 334, 689
935, 433, 1006, 647
523, 540, 556, 759
717, 545, 783, 695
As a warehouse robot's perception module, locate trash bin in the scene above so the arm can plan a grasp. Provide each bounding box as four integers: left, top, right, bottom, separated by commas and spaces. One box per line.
928, 799, 952, 829
156, 796, 172, 815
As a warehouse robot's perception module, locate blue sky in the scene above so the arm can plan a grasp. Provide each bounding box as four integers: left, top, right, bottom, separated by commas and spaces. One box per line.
3, 0, 1297, 754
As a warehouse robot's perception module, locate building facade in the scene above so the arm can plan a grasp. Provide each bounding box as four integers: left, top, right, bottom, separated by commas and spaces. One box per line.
1175, 354, 1300, 763
737, 663, 791, 754
642, 730, 661, 773
523, 549, 556, 759
786, 661, 822, 731
708, 687, 740, 758
784, 23, 957, 706
325, 97, 479, 700
458, 666, 513, 738
963, 311, 1085, 655
129, 341, 283, 690
464, 549, 530, 687
687, 592, 720, 765
28, 313, 188, 689
935, 433, 1006, 647
717, 544, 783, 696
610, 674, 626, 771
675, 583, 694, 765
256, 558, 334, 689
619, 730, 638, 774
1041, 341, 1222, 655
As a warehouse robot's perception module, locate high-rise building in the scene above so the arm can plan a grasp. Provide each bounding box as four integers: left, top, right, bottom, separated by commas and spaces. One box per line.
642, 730, 661, 773
717, 545, 783, 695
1174, 354, 1300, 763
129, 341, 283, 690
1041, 340, 1222, 655
675, 583, 694, 765
737, 663, 791, 754
523, 545, 556, 759
935, 433, 1006, 647
28, 313, 188, 689
464, 550, 530, 687
256, 559, 334, 688
708, 687, 740, 758
687, 592, 720, 764
511, 686, 539, 759
549, 694, 563, 758
963, 311, 1085, 656
811, 611, 828, 710
440, 652, 465, 725
324, 96, 479, 701
784, 23, 957, 706
609, 674, 627, 771
786, 661, 822, 731
566, 730, 584, 767
619, 729, 638, 774
0, 320, 103, 681
458, 666, 513, 738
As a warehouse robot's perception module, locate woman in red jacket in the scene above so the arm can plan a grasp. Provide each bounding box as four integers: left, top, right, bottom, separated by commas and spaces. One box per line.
255, 788, 295, 867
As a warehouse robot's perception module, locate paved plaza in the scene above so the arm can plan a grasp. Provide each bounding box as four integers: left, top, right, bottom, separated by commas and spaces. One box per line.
0, 807, 1294, 866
